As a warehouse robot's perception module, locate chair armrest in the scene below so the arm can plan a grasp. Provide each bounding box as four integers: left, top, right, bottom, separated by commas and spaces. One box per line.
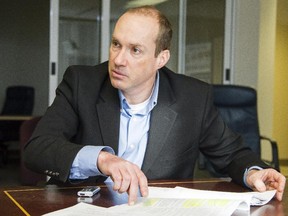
260, 135, 280, 171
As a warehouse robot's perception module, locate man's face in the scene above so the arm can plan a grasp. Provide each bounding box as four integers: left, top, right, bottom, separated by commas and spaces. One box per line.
108, 13, 166, 101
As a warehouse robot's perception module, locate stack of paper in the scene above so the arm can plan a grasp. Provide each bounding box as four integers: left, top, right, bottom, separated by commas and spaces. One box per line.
44, 186, 276, 216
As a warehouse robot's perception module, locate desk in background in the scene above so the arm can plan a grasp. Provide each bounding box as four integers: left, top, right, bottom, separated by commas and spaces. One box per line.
1, 178, 287, 216
0, 115, 34, 164
0, 115, 34, 121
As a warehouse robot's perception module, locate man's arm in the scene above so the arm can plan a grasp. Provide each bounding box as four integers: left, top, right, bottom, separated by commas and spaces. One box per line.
196, 85, 286, 200
24, 65, 107, 182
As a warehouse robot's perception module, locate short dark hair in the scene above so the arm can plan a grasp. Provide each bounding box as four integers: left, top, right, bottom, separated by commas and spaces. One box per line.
126, 5, 173, 57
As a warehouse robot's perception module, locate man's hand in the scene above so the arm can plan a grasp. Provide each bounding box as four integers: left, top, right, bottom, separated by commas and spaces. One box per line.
246, 168, 286, 201
97, 151, 148, 205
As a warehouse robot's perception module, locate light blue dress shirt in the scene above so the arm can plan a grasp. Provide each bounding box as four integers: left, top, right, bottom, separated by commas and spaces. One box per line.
69, 73, 159, 180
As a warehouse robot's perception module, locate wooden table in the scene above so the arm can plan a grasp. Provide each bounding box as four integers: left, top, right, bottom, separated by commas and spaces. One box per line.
1, 179, 287, 215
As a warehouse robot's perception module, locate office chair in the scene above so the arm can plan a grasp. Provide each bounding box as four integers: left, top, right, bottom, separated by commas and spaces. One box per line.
20, 116, 46, 185
0, 86, 34, 165
198, 85, 280, 177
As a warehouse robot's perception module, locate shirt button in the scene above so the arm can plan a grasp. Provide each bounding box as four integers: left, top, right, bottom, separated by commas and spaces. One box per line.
130, 144, 135, 149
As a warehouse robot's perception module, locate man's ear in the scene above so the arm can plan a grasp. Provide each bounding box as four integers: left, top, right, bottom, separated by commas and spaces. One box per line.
157, 50, 170, 69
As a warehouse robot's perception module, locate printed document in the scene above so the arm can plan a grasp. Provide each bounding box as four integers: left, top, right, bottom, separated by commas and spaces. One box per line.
43, 186, 276, 216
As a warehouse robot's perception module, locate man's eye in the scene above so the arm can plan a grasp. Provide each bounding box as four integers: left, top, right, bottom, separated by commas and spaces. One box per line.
132, 47, 141, 54
112, 41, 120, 47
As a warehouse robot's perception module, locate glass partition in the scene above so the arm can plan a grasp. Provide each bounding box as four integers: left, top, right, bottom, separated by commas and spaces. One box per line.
58, 0, 101, 81
185, 0, 225, 83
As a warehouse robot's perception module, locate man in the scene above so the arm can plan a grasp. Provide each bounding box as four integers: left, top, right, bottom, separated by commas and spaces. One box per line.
24, 6, 285, 205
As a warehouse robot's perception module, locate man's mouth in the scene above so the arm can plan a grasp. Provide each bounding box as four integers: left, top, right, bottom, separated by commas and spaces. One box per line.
111, 69, 126, 79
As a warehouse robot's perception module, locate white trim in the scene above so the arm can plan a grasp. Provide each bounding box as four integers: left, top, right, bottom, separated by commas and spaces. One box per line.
178, 0, 186, 74
100, 0, 110, 63
49, 0, 59, 105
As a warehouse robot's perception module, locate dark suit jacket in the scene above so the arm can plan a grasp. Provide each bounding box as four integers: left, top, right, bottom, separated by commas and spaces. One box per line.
24, 61, 269, 186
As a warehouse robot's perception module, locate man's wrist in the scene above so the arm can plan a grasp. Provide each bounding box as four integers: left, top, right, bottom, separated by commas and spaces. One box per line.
97, 151, 115, 176
243, 166, 263, 188
69, 146, 114, 179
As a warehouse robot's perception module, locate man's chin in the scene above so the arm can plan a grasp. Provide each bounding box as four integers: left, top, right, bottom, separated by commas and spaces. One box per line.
110, 79, 124, 90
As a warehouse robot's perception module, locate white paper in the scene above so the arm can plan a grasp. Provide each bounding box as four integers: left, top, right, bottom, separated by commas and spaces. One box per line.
147, 186, 276, 210
43, 187, 276, 216
42, 202, 110, 216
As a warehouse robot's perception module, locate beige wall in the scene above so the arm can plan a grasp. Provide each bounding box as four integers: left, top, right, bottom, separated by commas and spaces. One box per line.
273, 0, 288, 160
233, 0, 260, 88
258, 1, 277, 160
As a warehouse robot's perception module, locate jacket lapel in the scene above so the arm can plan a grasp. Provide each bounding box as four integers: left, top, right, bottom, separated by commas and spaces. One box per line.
142, 104, 177, 173
96, 79, 120, 154
142, 70, 178, 173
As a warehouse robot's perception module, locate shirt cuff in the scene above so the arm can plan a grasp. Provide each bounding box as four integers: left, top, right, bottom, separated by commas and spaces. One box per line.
243, 166, 263, 188
69, 145, 114, 180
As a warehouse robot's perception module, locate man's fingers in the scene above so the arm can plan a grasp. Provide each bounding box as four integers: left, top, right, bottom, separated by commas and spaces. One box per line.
136, 168, 149, 197
126, 164, 148, 205
252, 179, 267, 192
117, 169, 132, 193
127, 175, 140, 205
111, 165, 132, 193
274, 172, 286, 192
111, 171, 123, 191
276, 190, 284, 201
273, 174, 286, 201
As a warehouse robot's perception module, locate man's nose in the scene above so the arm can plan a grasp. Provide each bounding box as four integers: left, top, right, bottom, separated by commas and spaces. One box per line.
114, 49, 127, 66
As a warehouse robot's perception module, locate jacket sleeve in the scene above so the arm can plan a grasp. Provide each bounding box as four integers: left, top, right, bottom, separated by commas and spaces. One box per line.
24, 66, 84, 182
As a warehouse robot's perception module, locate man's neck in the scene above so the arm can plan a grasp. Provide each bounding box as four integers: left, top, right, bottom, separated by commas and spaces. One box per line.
123, 77, 156, 105
124, 86, 153, 105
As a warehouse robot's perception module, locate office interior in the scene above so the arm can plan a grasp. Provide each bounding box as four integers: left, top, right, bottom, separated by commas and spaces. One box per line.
0, 0, 287, 185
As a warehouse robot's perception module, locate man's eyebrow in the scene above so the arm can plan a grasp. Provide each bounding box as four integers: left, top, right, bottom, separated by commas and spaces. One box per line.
112, 37, 144, 48
111, 37, 118, 42
130, 42, 143, 47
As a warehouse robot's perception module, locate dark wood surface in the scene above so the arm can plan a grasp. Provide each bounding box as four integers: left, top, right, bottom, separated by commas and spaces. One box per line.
1, 178, 287, 215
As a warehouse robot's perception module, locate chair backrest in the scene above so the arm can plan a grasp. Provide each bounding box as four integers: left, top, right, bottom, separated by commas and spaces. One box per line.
1, 86, 34, 115
212, 84, 260, 154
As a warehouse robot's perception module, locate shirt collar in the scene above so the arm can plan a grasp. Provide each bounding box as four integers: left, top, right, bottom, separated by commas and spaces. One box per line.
119, 72, 159, 116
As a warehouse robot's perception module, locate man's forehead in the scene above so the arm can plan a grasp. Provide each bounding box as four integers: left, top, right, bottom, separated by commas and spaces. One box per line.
118, 12, 158, 27
113, 13, 158, 43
